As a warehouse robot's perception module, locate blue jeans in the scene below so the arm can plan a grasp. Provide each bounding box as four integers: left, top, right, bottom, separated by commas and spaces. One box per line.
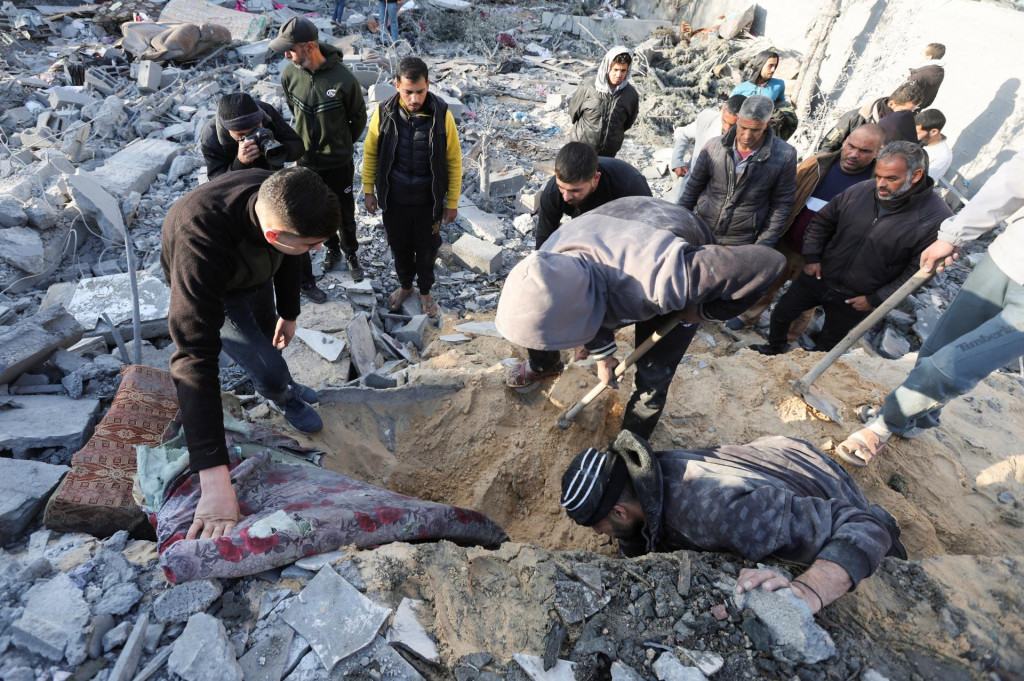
221, 280, 292, 405
332, 0, 346, 23
378, 1, 399, 44
881, 253, 1024, 434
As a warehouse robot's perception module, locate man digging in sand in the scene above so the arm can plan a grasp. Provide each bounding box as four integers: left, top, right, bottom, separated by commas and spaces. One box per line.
837, 149, 1024, 466
561, 430, 907, 614
495, 196, 784, 440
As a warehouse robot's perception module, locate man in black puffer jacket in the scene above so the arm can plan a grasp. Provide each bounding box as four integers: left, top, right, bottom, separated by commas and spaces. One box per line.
679, 95, 796, 248
754, 141, 952, 354
200, 93, 304, 179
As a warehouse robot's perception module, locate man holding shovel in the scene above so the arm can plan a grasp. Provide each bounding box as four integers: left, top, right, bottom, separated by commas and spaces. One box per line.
495, 197, 784, 439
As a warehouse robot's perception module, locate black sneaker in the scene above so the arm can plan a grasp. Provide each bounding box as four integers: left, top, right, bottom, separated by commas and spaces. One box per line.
272, 387, 323, 433
322, 248, 343, 272
345, 254, 365, 282
290, 381, 318, 404
725, 317, 746, 331
751, 342, 789, 356
301, 282, 328, 304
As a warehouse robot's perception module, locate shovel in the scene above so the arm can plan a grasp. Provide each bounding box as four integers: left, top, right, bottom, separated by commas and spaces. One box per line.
557, 312, 685, 430
790, 266, 936, 424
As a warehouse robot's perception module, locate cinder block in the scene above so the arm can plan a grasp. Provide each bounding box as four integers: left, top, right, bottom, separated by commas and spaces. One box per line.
437, 93, 464, 120
137, 61, 162, 93
351, 66, 381, 88
84, 69, 118, 96
368, 83, 397, 102
237, 39, 271, 67
487, 168, 527, 197
48, 88, 94, 109
453, 234, 504, 275
518, 191, 542, 214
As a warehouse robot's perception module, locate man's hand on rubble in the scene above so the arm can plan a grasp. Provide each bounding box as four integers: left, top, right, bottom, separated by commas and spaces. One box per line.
237, 139, 259, 166
804, 263, 822, 279
365, 194, 379, 215
735, 559, 852, 615
596, 356, 619, 388
844, 295, 873, 312
672, 166, 688, 177
920, 239, 959, 273
187, 465, 243, 540
443, 208, 458, 224
273, 318, 296, 350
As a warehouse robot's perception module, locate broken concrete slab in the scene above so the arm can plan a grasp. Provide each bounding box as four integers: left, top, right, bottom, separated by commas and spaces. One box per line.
513, 653, 576, 680
452, 234, 503, 275
65, 270, 170, 333
10, 573, 90, 664
368, 82, 397, 102
0, 395, 99, 456
733, 583, 835, 664
0, 196, 28, 227
454, 321, 502, 339
64, 169, 129, 243
0, 458, 69, 544
153, 579, 224, 623
345, 312, 378, 377
487, 168, 527, 197
24, 197, 58, 230
393, 314, 429, 350
295, 327, 346, 362
239, 625, 294, 681
459, 204, 506, 244
107, 612, 149, 681
517, 191, 541, 214
331, 635, 425, 680
87, 138, 180, 200
169, 613, 243, 681
281, 565, 391, 672
0, 226, 44, 272
238, 39, 272, 67
439, 333, 471, 343
387, 598, 439, 663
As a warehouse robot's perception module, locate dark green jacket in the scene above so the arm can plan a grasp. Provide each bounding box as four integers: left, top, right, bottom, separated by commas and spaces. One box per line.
282, 43, 367, 170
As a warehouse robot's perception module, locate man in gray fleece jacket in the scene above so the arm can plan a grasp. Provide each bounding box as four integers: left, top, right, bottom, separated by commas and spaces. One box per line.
495, 196, 785, 439
561, 430, 906, 614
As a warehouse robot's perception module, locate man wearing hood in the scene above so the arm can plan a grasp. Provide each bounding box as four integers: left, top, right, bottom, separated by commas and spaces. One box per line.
678, 95, 797, 248
201, 93, 304, 180
754, 141, 952, 355
495, 197, 784, 439
818, 82, 922, 154
560, 430, 907, 614
271, 17, 369, 289
568, 47, 639, 158
907, 43, 945, 110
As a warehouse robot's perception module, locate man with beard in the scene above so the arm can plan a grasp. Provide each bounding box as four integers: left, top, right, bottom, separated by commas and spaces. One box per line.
535, 142, 651, 248
665, 94, 745, 205
560, 430, 906, 614
726, 124, 885, 337
754, 141, 951, 355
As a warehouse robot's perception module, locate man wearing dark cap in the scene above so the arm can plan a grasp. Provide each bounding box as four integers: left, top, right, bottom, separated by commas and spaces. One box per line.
200, 93, 304, 179
560, 430, 907, 614
495, 196, 784, 440
270, 16, 368, 284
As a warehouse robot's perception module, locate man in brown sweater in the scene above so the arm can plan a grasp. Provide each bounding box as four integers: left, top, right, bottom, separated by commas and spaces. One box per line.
161, 167, 339, 540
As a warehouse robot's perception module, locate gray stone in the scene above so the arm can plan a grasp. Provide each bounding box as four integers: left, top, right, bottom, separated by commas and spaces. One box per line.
87, 138, 179, 199
454, 321, 502, 338
677, 648, 723, 676
0, 227, 44, 272
24, 198, 58, 230
52, 347, 90, 374
452, 235, 503, 275
153, 579, 224, 624
65, 270, 170, 333
878, 326, 911, 359
281, 565, 315, 580
329, 635, 425, 679
364, 372, 398, 389
652, 652, 706, 680
512, 653, 576, 680
169, 613, 243, 681
88, 613, 115, 658
102, 620, 132, 652
64, 170, 129, 243
554, 580, 609, 624
94, 582, 143, 616
459, 204, 506, 244
387, 598, 439, 663
610, 661, 646, 681
733, 584, 835, 664
318, 381, 463, 407
0, 395, 100, 457
393, 314, 429, 350
0, 305, 85, 385
10, 573, 90, 664
281, 566, 391, 672
0, 459, 68, 544
0, 196, 27, 227
439, 333, 471, 343
368, 83, 397, 102
345, 312, 379, 377
239, 625, 294, 681
512, 213, 534, 236
486, 168, 527, 197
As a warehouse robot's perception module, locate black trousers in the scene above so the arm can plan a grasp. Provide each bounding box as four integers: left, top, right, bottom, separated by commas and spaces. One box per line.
382, 202, 441, 295
768, 272, 869, 351
528, 316, 698, 439
300, 163, 359, 285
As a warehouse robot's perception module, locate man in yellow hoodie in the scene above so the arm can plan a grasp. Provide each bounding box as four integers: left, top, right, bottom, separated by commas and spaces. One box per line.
362, 57, 462, 318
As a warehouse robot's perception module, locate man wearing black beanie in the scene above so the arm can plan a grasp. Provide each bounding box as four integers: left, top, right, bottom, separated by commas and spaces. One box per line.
561, 431, 907, 615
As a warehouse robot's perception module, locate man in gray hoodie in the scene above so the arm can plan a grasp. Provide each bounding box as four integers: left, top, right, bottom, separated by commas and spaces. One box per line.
495, 197, 784, 439
568, 46, 639, 158
560, 430, 906, 614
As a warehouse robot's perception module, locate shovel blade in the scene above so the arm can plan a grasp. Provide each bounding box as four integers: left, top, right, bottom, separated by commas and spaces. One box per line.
790, 380, 844, 425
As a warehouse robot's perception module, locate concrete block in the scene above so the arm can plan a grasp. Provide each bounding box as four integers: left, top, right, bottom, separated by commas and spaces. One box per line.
0, 227, 44, 272
294, 327, 346, 362
487, 168, 527, 197
345, 312, 378, 377
84, 68, 118, 96
454, 321, 503, 338
238, 39, 271, 67
459, 204, 505, 244
65, 270, 170, 333
0, 196, 27, 227
169, 613, 243, 681
518, 191, 542, 214
368, 82, 397, 102
48, 87, 94, 109
281, 566, 391, 672
10, 573, 90, 663
239, 625, 294, 681
0, 458, 69, 544
0, 305, 85, 386
452, 234, 503, 274
0, 395, 100, 456
88, 138, 180, 200
387, 598, 439, 663
351, 66, 381, 88
393, 314, 428, 350
153, 579, 224, 623
137, 61, 163, 93
107, 612, 149, 681
437, 93, 464, 120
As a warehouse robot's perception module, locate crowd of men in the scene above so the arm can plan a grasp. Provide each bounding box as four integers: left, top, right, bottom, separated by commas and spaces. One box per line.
166, 28, 1024, 613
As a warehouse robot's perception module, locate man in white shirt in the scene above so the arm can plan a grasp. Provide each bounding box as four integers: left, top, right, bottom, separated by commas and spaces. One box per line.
916, 109, 952, 182
665, 95, 745, 204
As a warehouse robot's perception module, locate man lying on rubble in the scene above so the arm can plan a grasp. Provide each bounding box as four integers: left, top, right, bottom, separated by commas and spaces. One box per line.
200, 92, 304, 179
535, 142, 651, 248
161, 167, 338, 540
495, 197, 784, 440
560, 430, 907, 614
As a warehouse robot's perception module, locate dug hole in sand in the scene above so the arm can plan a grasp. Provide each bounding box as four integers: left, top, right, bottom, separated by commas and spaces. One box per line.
277, 312, 1024, 676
